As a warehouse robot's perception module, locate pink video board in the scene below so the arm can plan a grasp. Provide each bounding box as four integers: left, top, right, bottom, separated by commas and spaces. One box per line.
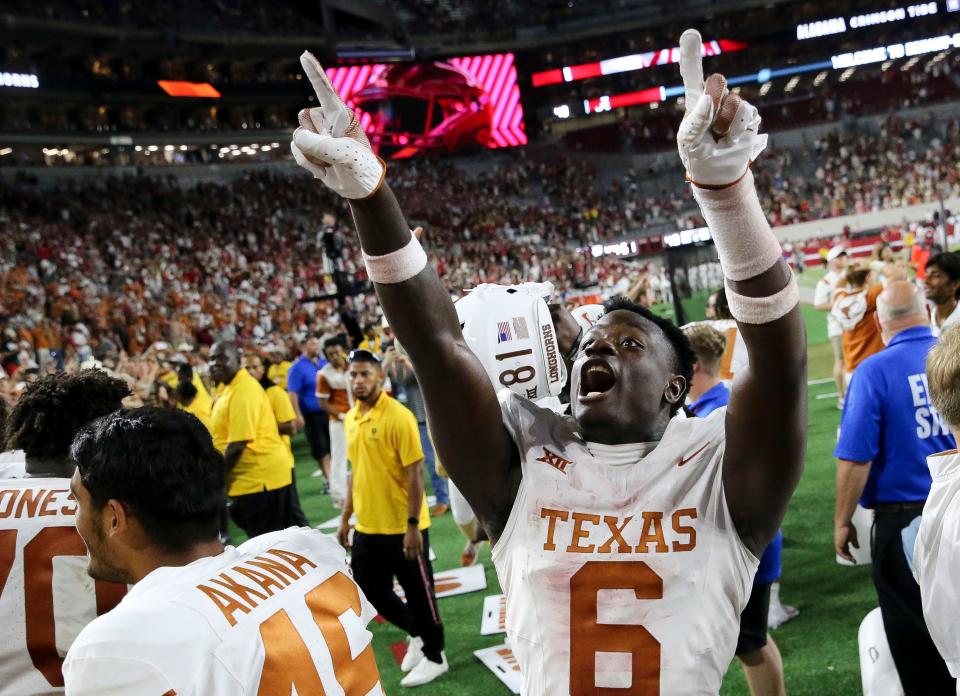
326, 54, 526, 158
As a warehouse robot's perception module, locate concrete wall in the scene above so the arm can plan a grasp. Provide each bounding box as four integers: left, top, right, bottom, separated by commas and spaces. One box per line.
773, 196, 959, 243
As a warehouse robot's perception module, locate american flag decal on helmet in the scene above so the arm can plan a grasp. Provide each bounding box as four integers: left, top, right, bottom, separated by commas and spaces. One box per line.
497, 322, 512, 343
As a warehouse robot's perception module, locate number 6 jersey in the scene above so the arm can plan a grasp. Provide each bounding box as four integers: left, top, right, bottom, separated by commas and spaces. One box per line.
63, 527, 384, 696
492, 391, 759, 696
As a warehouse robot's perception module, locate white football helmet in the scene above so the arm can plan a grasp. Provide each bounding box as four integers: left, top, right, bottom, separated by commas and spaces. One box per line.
455, 282, 569, 402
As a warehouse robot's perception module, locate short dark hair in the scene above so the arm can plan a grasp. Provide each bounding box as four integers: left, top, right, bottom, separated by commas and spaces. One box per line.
71, 408, 225, 552
323, 336, 347, 352
175, 380, 198, 402
926, 252, 960, 299
602, 296, 696, 411
348, 348, 381, 366
5, 370, 130, 459
176, 363, 193, 382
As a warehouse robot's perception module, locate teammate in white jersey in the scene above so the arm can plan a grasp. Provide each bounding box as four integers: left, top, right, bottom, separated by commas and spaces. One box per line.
686, 286, 746, 386
0, 370, 129, 695
289, 28, 806, 694
915, 324, 960, 688
63, 407, 384, 695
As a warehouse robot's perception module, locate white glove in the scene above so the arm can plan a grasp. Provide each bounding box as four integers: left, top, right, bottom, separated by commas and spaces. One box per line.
676, 29, 767, 189
291, 51, 386, 200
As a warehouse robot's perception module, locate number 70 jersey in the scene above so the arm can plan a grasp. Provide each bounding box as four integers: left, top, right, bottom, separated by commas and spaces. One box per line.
492, 392, 759, 695
63, 528, 384, 696
0, 477, 125, 696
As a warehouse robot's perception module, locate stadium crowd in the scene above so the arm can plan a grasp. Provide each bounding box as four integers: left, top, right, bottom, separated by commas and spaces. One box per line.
2, 109, 959, 401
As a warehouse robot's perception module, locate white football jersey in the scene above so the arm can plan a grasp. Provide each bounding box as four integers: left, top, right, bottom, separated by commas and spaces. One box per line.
684, 320, 746, 384
0, 450, 26, 479
492, 391, 758, 696
63, 527, 383, 696
914, 450, 960, 682
0, 477, 126, 696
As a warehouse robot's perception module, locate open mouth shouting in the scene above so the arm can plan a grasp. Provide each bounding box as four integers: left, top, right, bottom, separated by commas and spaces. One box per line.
578, 358, 617, 403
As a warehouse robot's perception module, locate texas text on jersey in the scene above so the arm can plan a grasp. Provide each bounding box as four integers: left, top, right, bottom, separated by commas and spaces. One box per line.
493, 392, 758, 696
62, 528, 384, 696
0, 477, 125, 696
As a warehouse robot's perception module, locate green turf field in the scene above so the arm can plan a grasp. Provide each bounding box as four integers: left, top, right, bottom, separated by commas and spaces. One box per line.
234, 298, 876, 695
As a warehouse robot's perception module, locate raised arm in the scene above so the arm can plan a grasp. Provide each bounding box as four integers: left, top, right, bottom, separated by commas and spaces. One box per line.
290, 53, 519, 538
678, 30, 807, 557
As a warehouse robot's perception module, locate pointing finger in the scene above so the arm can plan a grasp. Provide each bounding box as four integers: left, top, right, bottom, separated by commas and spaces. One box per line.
300, 51, 340, 115
679, 29, 704, 111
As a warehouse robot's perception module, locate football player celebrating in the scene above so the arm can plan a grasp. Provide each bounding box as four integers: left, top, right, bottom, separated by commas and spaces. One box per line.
63, 408, 383, 695
290, 27, 806, 695
0, 370, 129, 695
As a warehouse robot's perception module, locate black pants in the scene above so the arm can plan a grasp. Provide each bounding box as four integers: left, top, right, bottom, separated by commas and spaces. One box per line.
289, 472, 309, 527
736, 581, 770, 656
351, 529, 445, 662
872, 508, 956, 695
303, 409, 330, 462
230, 484, 300, 539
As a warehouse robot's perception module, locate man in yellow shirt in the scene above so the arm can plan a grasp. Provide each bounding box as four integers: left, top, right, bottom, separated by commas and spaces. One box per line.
209, 341, 295, 538
338, 349, 447, 688
357, 324, 383, 355
175, 380, 213, 433
157, 356, 213, 421
245, 351, 309, 526
167, 363, 213, 426
266, 345, 293, 390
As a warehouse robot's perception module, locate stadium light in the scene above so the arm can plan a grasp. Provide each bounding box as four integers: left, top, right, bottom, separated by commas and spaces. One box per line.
0, 148, 12, 156
0, 72, 39, 88
157, 80, 221, 98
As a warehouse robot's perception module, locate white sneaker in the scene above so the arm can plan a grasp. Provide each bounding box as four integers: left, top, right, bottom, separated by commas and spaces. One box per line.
768, 600, 799, 629
400, 652, 448, 687
400, 636, 424, 673
310, 469, 325, 478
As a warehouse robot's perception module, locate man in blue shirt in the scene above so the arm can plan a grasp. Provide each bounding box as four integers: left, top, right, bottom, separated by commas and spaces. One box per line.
835, 281, 957, 694
686, 323, 787, 696
286, 335, 330, 483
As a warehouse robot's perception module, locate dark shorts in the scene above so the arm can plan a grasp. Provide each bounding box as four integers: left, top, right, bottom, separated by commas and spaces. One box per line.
230, 483, 300, 538
303, 409, 330, 461
736, 581, 771, 655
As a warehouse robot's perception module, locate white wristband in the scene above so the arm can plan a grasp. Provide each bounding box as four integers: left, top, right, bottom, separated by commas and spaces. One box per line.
692, 170, 782, 281
362, 233, 428, 284
725, 277, 799, 325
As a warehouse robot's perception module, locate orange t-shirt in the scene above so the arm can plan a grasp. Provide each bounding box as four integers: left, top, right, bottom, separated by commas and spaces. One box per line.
912, 246, 931, 281
317, 366, 351, 422
841, 284, 885, 373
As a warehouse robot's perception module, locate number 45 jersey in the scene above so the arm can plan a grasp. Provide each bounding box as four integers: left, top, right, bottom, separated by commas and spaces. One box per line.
492, 392, 759, 696
0, 477, 125, 696
63, 527, 384, 696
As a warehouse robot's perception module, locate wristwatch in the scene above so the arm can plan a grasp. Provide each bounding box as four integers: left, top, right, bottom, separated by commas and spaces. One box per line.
407, 516, 419, 526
